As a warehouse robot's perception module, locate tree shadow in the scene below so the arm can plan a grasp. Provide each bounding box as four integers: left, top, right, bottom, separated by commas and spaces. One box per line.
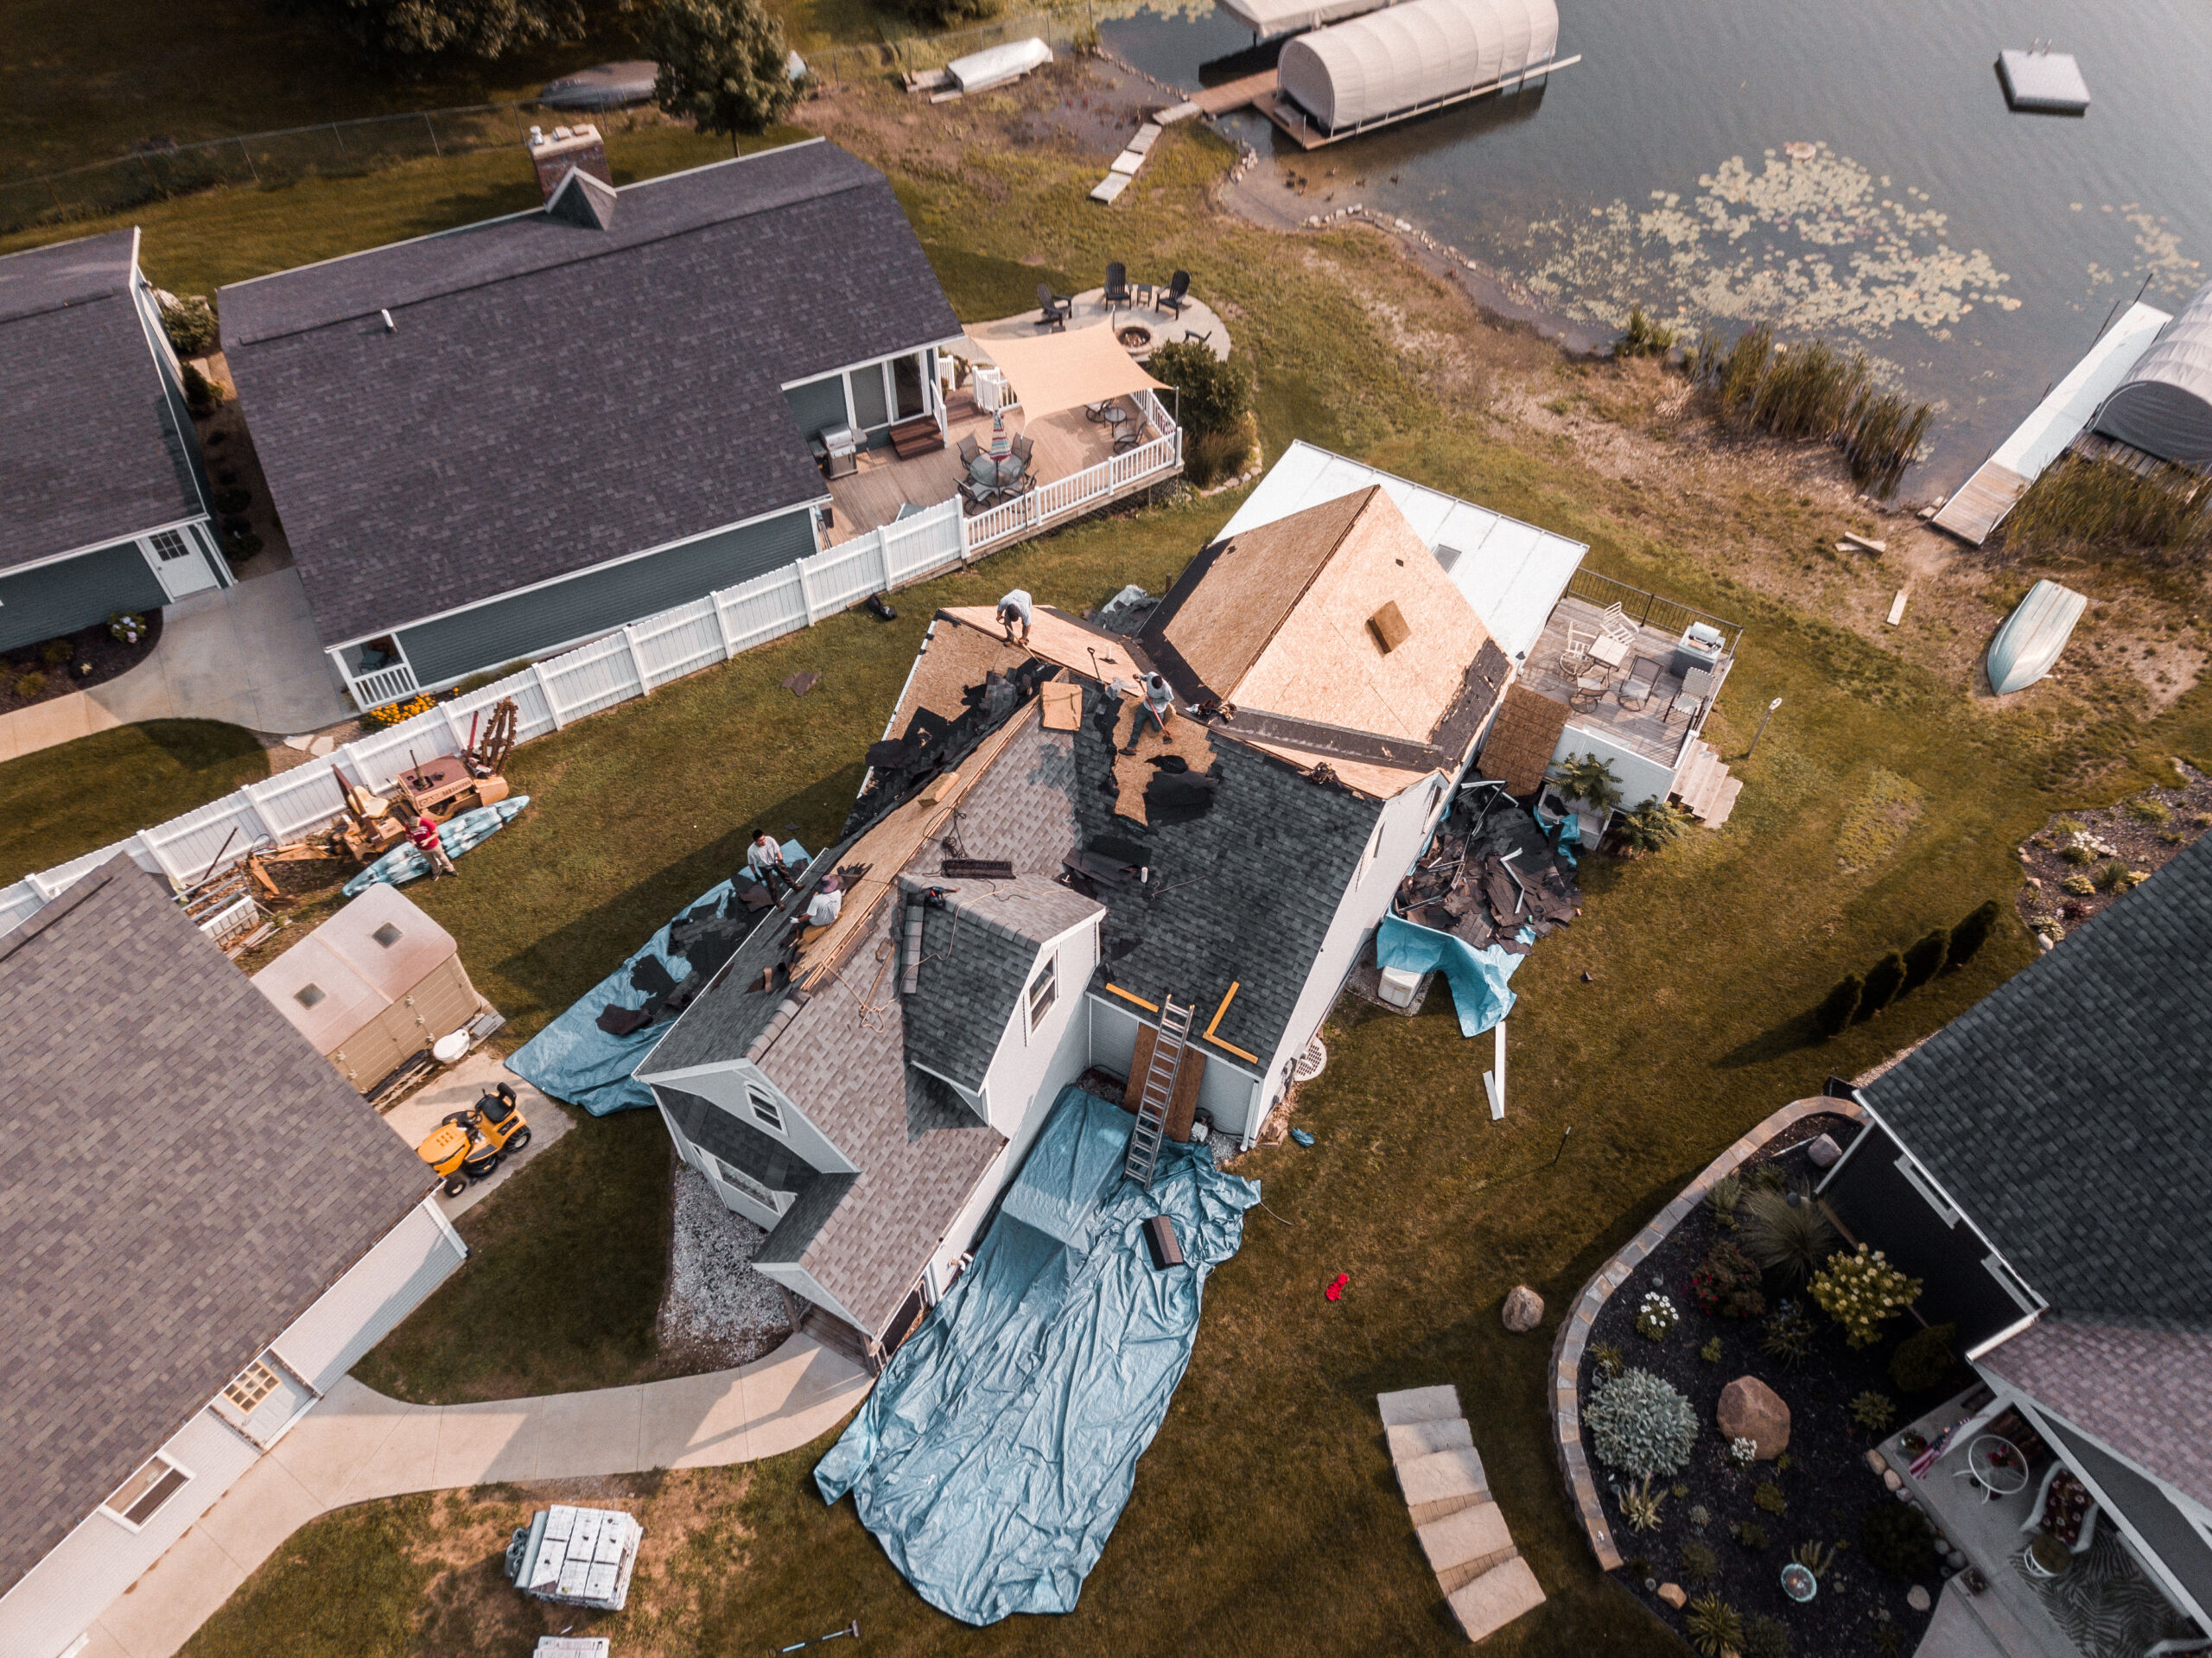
1713, 1007, 1822, 1070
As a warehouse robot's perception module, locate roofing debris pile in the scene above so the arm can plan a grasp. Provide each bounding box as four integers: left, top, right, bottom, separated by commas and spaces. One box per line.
1395, 801, 1580, 956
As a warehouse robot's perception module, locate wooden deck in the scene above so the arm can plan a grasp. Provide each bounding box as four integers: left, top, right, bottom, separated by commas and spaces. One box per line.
822, 397, 1145, 546
1930, 461, 2031, 546
1192, 69, 1281, 116
1523, 594, 1720, 770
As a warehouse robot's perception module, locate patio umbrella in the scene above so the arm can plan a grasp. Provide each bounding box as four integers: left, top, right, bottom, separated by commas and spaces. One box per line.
971, 324, 1171, 423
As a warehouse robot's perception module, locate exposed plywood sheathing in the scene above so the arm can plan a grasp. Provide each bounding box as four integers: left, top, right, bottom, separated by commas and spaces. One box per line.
1478, 684, 1571, 796
1111, 696, 1219, 825
889, 620, 1033, 735
939, 604, 1149, 684
1123, 1021, 1209, 1141
1158, 491, 1370, 694
1040, 679, 1083, 730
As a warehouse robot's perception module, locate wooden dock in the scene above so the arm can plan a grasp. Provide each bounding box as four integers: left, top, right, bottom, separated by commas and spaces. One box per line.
1930, 463, 2031, 545
1192, 69, 1282, 117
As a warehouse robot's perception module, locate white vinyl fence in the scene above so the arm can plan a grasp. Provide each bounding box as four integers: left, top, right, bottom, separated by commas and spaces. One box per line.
0, 498, 976, 936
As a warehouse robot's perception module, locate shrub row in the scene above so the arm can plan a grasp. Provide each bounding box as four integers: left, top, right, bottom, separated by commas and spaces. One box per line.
1813, 900, 1999, 1038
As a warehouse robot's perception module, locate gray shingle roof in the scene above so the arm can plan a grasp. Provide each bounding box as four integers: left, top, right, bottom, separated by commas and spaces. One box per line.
0, 230, 205, 570
219, 139, 961, 646
1977, 1318, 2212, 1509
0, 856, 431, 1596
1863, 831, 2212, 1329
899, 873, 1098, 1092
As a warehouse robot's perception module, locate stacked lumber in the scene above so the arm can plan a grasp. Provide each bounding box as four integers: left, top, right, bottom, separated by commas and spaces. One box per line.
1377, 1386, 1546, 1643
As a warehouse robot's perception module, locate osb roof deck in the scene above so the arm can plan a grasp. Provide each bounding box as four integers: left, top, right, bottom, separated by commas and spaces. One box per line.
1522, 594, 1732, 769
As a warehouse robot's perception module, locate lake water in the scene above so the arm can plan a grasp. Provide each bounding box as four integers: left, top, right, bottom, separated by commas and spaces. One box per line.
1099, 0, 2211, 492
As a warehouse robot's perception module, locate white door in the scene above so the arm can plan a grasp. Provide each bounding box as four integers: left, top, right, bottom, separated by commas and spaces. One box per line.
143, 526, 220, 599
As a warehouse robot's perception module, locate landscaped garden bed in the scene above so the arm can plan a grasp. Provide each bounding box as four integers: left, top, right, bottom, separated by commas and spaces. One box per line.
1578, 1115, 1957, 1658
2015, 762, 2212, 946
0, 609, 163, 713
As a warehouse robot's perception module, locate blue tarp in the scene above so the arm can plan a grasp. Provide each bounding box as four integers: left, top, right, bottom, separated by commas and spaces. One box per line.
1529, 800, 1581, 867
1376, 912, 1526, 1037
506, 840, 804, 1116
815, 1086, 1259, 1624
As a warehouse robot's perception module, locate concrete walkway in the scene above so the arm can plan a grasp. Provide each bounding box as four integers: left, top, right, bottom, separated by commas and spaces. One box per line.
79, 1337, 869, 1658
376, 1051, 570, 1222
87, 569, 351, 736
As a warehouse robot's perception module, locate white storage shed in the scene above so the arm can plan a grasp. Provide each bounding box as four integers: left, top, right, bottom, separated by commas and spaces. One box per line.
2093, 279, 2212, 468
1278, 0, 1559, 133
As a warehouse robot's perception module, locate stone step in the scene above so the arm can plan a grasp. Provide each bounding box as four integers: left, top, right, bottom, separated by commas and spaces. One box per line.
1399, 1445, 1490, 1526
1446, 1555, 1548, 1645
1416, 1500, 1516, 1593
1388, 1416, 1473, 1466
1671, 741, 1714, 810
1377, 1385, 1463, 1427
1698, 773, 1744, 829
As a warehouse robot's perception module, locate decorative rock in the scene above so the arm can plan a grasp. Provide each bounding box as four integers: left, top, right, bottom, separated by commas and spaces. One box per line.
1947, 1550, 1967, 1570
1717, 1375, 1792, 1459
1908, 1585, 1932, 1612
1866, 1449, 1889, 1475
1658, 1583, 1687, 1609
1807, 1133, 1842, 1169
1503, 1286, 1545, 1333
1885, 1470, 1904, 1490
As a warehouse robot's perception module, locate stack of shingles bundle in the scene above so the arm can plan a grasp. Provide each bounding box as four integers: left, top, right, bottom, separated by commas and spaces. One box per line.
1378, 1386, 1546, 1643
1395, 814, 1579, 955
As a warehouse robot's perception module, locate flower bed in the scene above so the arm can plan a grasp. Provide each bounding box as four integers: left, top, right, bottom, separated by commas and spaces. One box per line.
1577, 1116, 1942, 1658
0, 612, 164, 714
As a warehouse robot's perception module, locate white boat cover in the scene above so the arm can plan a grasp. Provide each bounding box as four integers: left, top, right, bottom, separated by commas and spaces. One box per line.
947, 37, 1053, 93
1278, 0, 1558, 130
2094, 279, 2212, 468
1217, 0, 1395, 41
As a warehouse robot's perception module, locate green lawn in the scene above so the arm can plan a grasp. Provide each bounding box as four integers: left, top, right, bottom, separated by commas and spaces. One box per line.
0, 720, 269, 885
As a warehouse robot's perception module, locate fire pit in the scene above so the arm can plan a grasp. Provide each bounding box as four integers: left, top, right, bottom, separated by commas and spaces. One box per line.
1116, 324, 1154, 351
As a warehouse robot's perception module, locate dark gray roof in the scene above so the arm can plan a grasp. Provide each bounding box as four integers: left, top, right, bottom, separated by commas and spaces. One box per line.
899, 873, 1097, 1092
662, 1085, 820, 1198
0, 857, 431, 1595
1864, 831, 2212, 1330
219, 139, 962, 646
0, 230, 205, 570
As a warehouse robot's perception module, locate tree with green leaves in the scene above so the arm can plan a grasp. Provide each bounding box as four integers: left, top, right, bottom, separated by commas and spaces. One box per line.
1946, 899, 1999, 969
1813, 973, 1862, 1039
1615, 797, 1686, 857
1900, 926, 1949, 994
1859, 950, 1907, 1019
1147, 340, 1249, 437
1553, 752, 1623, 816
650, 0, 800, 154
313, 0, 583, 59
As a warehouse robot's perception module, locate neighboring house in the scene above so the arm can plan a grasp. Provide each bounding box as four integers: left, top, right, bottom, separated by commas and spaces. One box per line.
221, 130, 964, 709
1817, 834, 2212, 1655
638, 455, 1577, 1365
0, 855, 467, 1658
0, 228, 226, 655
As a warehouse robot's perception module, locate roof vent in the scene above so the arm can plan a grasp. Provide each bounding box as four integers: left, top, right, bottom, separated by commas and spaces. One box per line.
380, 308, 395, 333
372, 921, 403, 947
1367, 600, 1410, 654
1433, 543, 1463, 574
528, 120, 611, 204
295, 983, 326, 1008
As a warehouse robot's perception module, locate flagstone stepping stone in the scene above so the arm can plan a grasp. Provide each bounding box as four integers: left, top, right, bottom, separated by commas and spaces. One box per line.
1399, 1446, 1489, 1526
1417, 1500, 1516, 1592
1446, 1556, 1547, 1643
1389, 1416, 1473, 1465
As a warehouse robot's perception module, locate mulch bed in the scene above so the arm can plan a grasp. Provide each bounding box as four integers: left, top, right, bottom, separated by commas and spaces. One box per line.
0, 610, 164, 712
1580, 1115, 1942, 1658
2015, 763, 2212, 944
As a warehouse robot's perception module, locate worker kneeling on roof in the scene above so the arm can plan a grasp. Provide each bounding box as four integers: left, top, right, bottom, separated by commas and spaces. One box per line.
997, 588, 1033, 646
806, 873, 844, 928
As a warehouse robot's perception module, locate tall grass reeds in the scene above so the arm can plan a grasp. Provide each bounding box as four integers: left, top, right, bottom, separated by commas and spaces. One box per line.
1689, 325, 1933, 497
2002, 452, 2212, 564
1617, 305, 1678, 359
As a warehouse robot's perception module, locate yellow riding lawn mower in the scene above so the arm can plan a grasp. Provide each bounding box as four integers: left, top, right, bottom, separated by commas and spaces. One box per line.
416, 1083, 531, 1197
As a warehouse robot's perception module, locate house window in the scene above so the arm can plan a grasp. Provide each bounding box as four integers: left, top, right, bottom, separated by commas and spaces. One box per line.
223, 1359, 282, 1413
372, 922, 404, 948
104, 1454, 190, 1528
747, 1089, 785, 1134
295, 983, 327, 1008
1027, 954, 1058, 1032
714, 1155, 778, 1210
148, 529, 194, 562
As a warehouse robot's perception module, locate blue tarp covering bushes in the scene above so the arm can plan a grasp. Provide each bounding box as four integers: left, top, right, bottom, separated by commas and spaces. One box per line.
815, 1085, 1259, 1624
508, 840, 804, 1115
1376, 912, 1525, 1037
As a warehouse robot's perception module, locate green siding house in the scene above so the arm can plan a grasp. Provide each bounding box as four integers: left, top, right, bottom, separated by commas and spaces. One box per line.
221, 134, 963, 708
0, 230, 227, 656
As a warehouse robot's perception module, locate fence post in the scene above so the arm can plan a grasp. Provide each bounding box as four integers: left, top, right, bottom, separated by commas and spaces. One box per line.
623, 623, 652, 695
238, 137, 259, 184
533, 660, 567, 728
797, 560, 820, 626
423, 111, 442, 157
442, 700, 473, 752
335, 737, 376, 790
712, 589, 738, 659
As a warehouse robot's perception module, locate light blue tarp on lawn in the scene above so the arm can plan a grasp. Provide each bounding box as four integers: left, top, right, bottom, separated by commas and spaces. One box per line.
506, 840, 804, 1116
1376, 912, 1525, 1038
814, 1085, 1259, 1624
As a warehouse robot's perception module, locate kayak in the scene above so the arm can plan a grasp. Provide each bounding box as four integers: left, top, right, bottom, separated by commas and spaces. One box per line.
1986, 580, 2087, 696
343, 796, 531, 896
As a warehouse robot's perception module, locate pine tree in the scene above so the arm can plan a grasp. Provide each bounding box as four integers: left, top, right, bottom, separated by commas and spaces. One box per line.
1946, 899, 2000, 969
1900, 926, 1949, 994
1859, 950, 1907, 1018
1813, 973, 1862, 1039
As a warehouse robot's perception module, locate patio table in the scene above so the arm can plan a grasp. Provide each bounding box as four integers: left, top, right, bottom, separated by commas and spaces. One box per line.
1588, 635, 1629, 670
1960, 1434, 2030, 1502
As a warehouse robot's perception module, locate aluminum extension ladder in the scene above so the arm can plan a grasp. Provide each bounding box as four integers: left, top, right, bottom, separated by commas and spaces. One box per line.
1124, 995, 1193, 1187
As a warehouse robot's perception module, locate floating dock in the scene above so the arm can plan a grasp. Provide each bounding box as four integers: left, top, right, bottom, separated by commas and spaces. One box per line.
1932, 300, 2171, 545
1999, 47, 2090, 113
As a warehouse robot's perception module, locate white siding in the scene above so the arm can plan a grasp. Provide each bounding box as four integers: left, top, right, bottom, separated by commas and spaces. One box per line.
976, 916, 1100, 1141
271, 1198, 467, 1390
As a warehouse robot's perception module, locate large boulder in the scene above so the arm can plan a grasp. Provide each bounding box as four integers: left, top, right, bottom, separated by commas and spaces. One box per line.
1502, 1286, 1544, 1333
1717, 1375, 1791, 1459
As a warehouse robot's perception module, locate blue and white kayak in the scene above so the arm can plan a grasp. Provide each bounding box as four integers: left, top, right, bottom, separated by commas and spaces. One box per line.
343, 796, 531, 896
1986, 580, 2087, 695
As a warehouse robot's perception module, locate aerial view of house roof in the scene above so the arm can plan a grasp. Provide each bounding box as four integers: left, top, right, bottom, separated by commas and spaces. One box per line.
220, 138, 961, 647
0, 229, 203, 569
0, 855, 430, 1595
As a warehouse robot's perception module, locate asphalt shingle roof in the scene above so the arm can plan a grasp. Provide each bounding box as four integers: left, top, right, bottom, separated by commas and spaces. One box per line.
0, 230, 204, 570
0, 856, 431, 1596
219, 139, 961, 646
1863, 831, 2212, 1329
899, 873, 1099, 1093
1977, 1318, 2212, 1508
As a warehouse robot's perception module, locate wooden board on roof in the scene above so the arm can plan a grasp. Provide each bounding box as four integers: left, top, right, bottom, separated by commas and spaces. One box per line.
1123, 1023, 1208, 1142
939, 605, 1148, 684
1239, 736, 1429, 800
1477, 684, 1571, 796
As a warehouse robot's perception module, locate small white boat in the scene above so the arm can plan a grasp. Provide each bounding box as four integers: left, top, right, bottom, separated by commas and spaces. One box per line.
1986, 580, 2087, 694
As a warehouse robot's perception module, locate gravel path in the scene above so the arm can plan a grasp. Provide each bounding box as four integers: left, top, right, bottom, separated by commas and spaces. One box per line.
657, 1166, 793, 1369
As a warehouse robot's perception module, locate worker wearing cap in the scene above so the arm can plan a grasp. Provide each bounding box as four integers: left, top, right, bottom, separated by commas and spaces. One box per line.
997, 588, 1033, 646
806, 872, 845, 928
747, 829, 796, 900
410, 813, 457, 879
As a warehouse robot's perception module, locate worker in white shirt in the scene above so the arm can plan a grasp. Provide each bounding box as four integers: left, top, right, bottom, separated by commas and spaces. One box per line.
1141, 671, 1177, 731
746, 829, 796, 900
806, 873, 844, 927
997, 588, 1033, 646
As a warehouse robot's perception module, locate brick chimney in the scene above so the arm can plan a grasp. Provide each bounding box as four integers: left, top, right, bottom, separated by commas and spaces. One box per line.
527, 124, 612, 204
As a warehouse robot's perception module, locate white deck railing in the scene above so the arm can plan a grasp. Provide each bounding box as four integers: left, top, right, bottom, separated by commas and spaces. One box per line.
966, 391, 1181, 552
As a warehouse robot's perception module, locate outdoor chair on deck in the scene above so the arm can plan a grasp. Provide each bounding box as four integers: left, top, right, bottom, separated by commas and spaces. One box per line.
1158, 270, 1191, 318
1597, 600, 1640, 650
1183, 328, 1213, 347
1036, 283, 1071, 331
1010, 433, 1035, 467
1103, 262, 1132, 312
1616, 657, 1658, 711
1112, 423, 1148, 454
958, 434, 982, 467
959, 478, 999, 512
1668, 664, 1713, 725
1558, 624, 1598, 678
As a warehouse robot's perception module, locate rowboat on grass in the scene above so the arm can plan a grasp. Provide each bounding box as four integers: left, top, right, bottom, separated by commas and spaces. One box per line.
1986, 580, 2087, 695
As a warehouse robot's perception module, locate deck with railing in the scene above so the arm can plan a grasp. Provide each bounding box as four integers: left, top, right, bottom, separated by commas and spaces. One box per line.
1526, 572, 1742, 772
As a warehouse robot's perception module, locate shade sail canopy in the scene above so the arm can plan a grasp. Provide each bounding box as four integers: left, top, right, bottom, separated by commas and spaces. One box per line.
972, 326, 1168, 423
2094, 279, 2212, 468
1279, 0, 1559, 131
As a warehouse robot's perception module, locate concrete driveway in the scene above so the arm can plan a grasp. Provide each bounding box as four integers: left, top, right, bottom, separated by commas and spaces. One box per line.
89, 567, 350, 734
378, 1051, 569, 1220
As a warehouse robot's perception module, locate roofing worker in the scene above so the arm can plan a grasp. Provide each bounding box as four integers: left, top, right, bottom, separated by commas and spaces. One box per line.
410, 813, 457, 880
1141, 670, 1177, 730
747, 829, 796, 900
806, 872, 845, 928
997, 588, 1033, 646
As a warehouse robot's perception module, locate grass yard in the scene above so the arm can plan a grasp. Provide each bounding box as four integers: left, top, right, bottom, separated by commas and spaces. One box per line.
0, 720, 269, 885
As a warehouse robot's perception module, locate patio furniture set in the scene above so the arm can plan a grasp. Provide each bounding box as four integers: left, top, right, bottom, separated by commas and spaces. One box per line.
957, 425, 1037, 511
1035, 264, 1208, 348
1559, 602, 1719, 725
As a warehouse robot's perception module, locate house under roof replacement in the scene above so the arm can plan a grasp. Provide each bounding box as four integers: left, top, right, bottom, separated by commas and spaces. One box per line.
0, 229, 226, 653
1818, 832, 2212, 1648
221, 131, 963, 708
0, 856, 465, 1658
